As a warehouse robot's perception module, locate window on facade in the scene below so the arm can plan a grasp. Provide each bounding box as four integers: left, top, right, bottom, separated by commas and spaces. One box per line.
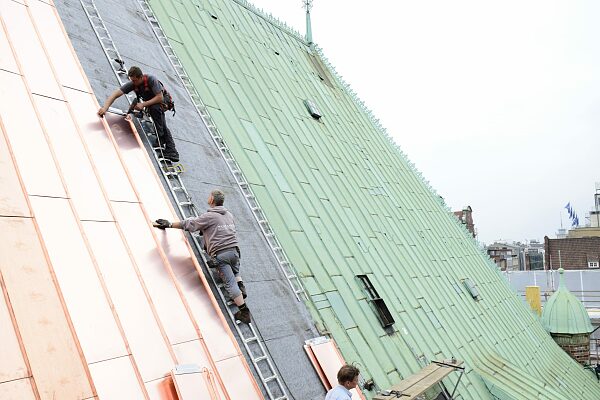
356, 274, 395, 328
588, 261, 599, 269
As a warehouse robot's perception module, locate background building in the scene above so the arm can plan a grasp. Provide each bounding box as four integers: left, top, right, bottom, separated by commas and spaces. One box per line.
453, 205, 476, 238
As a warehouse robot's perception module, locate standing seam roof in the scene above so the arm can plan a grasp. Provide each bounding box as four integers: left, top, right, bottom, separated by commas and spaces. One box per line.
148, 0, 600, 398
0, 0, 262, 398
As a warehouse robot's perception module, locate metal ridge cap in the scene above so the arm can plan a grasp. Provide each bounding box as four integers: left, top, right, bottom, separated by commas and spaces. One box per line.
230, 0, 310, 45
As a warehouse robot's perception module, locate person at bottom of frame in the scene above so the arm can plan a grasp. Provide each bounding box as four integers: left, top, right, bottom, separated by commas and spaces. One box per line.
325, 365, 360, 400
154, 189, 250, 324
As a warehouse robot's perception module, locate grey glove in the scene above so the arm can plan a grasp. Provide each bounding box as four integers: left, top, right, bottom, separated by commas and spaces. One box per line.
155, 219, 171, 229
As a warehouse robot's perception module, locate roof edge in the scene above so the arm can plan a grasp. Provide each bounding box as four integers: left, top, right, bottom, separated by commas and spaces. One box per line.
233, 0, 308, 44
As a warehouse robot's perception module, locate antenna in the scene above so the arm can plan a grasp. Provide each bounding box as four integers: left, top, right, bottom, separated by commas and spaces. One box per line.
303, 0, 313, 44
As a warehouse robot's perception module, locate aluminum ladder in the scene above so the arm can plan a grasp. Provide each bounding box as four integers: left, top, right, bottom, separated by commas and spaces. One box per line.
79, 1, 289, 398
135, 0, 307, 303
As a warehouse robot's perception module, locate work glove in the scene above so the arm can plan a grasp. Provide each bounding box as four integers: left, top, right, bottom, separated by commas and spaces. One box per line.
154, 219, 172, 229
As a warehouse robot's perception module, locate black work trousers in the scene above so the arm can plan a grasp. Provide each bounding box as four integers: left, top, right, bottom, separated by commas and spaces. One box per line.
148, 104, 178, 157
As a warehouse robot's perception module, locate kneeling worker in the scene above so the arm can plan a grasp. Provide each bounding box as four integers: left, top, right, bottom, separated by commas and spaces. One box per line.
154, 189, 250, 323
97, 66, 179, 162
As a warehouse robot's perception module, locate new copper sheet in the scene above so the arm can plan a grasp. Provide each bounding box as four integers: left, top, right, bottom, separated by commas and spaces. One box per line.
172, 339, 230, 399
0, 72, 65, 198
0, 126, 29, 217
29, 196, 127, 364
0, 378, 36, 400
107, 114, 238, 361
0, 0, 62, 99
111, 201, 198, 345
88, 356, 146, 400
0, 216, 94, 399
171, 368, 217, 399
81, 220, 175, 382
0, 14, 18, 73
145, 376, 179, 400
172, 340, 211, 371
63, 88, 137, 202
309, 340, 363, 399
215, 355, 263, 400
33, 96, 113, 221
303, 345, 330, 390
27, 0, 88, 92
0, 276, 27, 383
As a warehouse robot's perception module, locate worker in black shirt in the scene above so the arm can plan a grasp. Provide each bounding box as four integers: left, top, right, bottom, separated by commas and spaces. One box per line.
97, 66, 179, 162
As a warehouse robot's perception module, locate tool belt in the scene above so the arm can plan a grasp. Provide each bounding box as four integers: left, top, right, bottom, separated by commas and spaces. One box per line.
206, 247, 240, 268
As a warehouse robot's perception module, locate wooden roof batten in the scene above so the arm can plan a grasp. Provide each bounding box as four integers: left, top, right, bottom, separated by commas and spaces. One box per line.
373, 359, 465, 400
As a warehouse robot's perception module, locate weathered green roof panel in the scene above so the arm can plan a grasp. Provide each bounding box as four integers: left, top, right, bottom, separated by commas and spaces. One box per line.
149, 0, 600, 398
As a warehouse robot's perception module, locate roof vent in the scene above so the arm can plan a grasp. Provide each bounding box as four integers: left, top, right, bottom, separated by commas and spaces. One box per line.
356, 274, 395, 328
462, 278, 481, 301
303, 99, 322, 120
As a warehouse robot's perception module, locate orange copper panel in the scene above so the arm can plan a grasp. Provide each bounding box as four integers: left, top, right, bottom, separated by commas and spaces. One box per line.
111, 201, 197, 345
107, 114, 238, 361
171, 340, 228, 399
171, 365, 218, 400
0, 274, 28, 383
88, 356, 147, 400
309, 340, 364, 399
0, 378, 36, 400
145, 376, 179, 400
0, 0, 62, 99
0, 71, 65, 198
104, 114, 171, 218
81, 220, 175, 382
0, 216, 94, 399
63, 88, 136, 202
28, 196, 127, 364
215, 355, 263, 400
0, 125, 29, 217
27, 0, 88, 92
172, 340, 210, 370
33, 96, 113, 222
0, 15, 18, 73
303, 345, 330, 390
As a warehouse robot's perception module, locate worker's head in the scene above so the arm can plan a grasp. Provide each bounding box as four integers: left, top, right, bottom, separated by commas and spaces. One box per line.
337, 365, 360, 390
127, 66, 144, 86
208, 190, 225, 207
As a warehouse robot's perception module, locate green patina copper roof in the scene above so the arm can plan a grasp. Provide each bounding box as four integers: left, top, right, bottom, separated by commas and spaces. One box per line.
148, 0, 600, 398
542, 268, 593, 335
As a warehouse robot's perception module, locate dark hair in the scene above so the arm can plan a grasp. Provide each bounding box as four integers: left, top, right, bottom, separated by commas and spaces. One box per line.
337, 365, 359, 385
127, 66, 143, 78
211, 189, 225, 206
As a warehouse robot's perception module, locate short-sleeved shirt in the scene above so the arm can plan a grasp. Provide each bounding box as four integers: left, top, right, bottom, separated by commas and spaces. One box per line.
325, 385, 352, 400
120, 74, 162, 101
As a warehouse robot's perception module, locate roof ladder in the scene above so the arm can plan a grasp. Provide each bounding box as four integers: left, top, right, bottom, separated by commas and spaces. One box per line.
135, 0, 307, 305
79, 1, 290, 398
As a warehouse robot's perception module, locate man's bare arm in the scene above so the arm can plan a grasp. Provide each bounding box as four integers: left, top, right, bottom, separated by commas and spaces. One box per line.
97, 89, 124, 116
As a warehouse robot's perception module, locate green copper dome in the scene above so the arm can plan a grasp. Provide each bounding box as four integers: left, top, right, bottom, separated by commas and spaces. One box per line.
541, 268, 593, 334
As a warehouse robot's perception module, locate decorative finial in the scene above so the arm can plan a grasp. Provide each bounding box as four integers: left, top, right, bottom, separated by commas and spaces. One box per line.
303, 0, 313, 44
558, 267, 566, 288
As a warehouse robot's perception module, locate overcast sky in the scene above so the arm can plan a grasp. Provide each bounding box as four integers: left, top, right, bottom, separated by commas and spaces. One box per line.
248, 0, 600, 244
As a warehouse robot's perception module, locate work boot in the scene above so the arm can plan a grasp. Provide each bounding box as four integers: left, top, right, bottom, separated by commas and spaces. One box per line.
162, 152, 179, 162
234, 305, 251, 324
237, 281, 247, 299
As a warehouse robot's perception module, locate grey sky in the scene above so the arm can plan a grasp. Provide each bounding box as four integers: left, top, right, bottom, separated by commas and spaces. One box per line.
248, 0, 600, 244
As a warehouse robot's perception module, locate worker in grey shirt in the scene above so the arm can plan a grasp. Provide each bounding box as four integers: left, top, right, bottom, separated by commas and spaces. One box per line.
97, 66, 179, 162
154, 189, 250, 323
325, 365, 360, 400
